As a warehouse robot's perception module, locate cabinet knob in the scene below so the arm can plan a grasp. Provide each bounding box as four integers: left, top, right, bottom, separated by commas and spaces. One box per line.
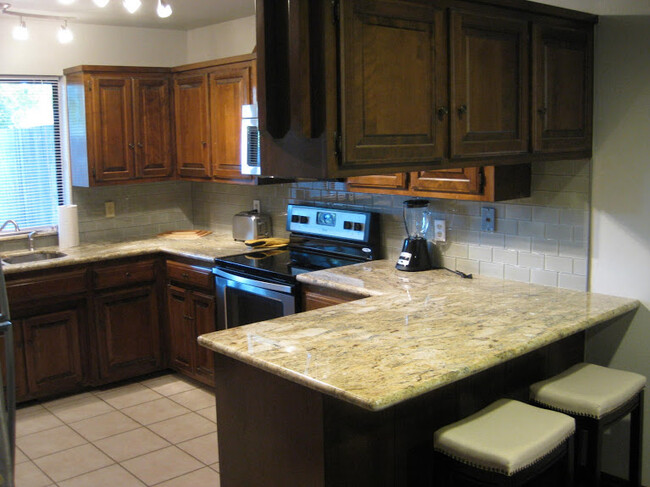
458, 105, 468, 116
128, 143, 135, 149
137, 142, 143, 148
182, 273, 189, 279
437, 106, 449, 119
538, 107, 547, 116
125, 272, 131, 278
201, 141, 207, 147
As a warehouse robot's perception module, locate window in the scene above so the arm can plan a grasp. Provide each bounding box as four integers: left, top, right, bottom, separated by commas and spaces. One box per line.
0, 78, 64, 232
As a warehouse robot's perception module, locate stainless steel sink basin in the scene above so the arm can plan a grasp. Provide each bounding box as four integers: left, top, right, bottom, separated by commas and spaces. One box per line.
2, 251, 67, 265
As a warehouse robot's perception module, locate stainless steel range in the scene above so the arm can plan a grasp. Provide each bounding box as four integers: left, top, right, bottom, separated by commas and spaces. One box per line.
213, 205, 380, 330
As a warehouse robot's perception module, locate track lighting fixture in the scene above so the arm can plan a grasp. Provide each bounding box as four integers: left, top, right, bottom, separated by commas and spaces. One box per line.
57, 20, 73, 44
12, 16, 28, 41
156, 0, 172, 18
122, 0, 141, 14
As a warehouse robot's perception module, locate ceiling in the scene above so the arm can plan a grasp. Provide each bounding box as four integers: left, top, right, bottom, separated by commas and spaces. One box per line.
1, 0, 648, 33
1, 0, 256, 31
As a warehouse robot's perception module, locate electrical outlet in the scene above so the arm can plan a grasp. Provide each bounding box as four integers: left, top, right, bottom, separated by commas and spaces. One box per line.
253, 199, 261, 212
105, 201, 115, 218
434, 219, 446, 242
481, 207, 495, 232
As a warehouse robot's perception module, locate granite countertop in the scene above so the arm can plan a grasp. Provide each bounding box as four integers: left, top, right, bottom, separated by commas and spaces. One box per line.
0, 233, 247, 274
198, 260, 639, 411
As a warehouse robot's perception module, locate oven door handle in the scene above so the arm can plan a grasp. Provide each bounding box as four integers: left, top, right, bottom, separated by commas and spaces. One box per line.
212, 268, 294, 295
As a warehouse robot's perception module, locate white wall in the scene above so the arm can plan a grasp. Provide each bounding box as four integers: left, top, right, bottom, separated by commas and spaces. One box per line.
0, 18, 187, 75
587, 16, 650, 483
186, 15, 255, 63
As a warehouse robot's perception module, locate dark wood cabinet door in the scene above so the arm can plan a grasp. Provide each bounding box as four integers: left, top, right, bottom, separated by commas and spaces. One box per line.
340, 0, 446, 169
174, 74, 211, 179
95, 285, 161, 382
410, 167, 482, 196
347, 173, 409, 192
22, 309, 83, 396
191, 291, 217, 385
166, 285, 194, 375
209, 63, 253, 181
89, 76, 135, 182
1, 323, 28, 401
532, 23, 593, 154
133, 77, 173, 179
450, 11, 529, 158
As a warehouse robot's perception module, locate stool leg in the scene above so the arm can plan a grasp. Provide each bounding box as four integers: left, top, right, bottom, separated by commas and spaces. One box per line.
629, 391, 644, 487
564, 436, 575, 487
581, 418, 603, 487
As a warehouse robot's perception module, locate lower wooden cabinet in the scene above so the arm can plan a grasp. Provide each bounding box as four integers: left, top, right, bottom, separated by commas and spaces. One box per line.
166, 261, 217, 387
348, 164, 531, 202
5, 268, 88, 402
95, 284, 162, 383
302, 284, 366, 311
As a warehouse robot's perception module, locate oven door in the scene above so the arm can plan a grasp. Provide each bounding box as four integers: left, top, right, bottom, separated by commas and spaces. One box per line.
213, 268, 296, 329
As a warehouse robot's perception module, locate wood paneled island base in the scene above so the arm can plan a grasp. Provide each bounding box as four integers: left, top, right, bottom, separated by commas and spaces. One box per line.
214, 332, 584, 487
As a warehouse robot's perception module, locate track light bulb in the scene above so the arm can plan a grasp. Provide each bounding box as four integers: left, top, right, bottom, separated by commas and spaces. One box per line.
57, 21, 73, 44
93, 0, 110, 7
13, 18, 29, 41
122, 0, 141, 14
156, 0, 172, 18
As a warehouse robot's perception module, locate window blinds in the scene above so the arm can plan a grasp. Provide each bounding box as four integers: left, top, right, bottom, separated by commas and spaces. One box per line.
0, 78, 64, 231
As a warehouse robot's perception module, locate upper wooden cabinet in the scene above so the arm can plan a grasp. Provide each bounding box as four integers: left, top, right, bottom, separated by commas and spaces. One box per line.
172, 54, 256, 183
256, 0, 596, 179
531, 23, 593, 154
449, 11, 529, 158
65, 66, 173, 186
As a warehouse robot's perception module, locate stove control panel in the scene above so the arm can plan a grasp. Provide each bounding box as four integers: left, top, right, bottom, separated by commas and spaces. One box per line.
287, 205, 374, 242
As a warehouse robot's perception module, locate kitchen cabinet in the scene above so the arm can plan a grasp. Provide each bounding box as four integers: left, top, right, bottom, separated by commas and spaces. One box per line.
173, 54, 256, 183
531, 23, 593, 154
165, 260, 217, 386
449, 10, 528, 158
302, 284, 366, 311
93, 259, 163, 383
348, 164, 531, 202
64, 66, 173, 186
257, 0, 596, 179
0, 325, 27, 401
4, 268, 89, 401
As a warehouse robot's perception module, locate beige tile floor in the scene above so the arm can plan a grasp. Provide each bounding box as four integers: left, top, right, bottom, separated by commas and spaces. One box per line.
14, 374, 221, 487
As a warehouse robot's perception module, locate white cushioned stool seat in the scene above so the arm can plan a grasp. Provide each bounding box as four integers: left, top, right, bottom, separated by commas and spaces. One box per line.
530, 363, 646, 419
433, 399, 575, 476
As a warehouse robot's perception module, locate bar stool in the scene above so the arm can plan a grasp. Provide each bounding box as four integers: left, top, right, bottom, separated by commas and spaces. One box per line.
530, 362, 646, 487
433, 399, 575, 486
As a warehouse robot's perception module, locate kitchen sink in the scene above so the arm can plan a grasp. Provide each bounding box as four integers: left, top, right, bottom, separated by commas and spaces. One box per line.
2, 251, 67, 265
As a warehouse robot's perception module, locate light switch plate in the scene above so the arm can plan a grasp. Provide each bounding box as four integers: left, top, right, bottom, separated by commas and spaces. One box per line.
481, 207, 495, 232
105, 201, 115, 218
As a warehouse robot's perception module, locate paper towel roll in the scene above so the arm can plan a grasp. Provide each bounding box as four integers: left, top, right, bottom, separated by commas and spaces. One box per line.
58, 205, 79, 249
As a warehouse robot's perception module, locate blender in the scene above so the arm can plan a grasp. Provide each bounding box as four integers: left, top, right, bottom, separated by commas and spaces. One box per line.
396, 199, 432, 272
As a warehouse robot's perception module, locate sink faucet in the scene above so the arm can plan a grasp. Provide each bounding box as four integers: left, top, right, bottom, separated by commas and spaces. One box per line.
28, 231, 38, 251
0, 220, 20, 232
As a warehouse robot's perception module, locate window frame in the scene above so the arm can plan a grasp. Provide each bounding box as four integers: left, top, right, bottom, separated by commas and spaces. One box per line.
0, 75, 68, 237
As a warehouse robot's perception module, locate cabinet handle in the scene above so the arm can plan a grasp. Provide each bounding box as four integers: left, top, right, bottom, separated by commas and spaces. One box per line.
128, 143, 135, 149
201, 141, 207, 147
538, 107, 547, 116
137, 142, 143, 148
125, 272, 131, 278
458, 105, 468, 116
181, 273, 189, 279
437, 106, 449, 120
184, 314, 194, 321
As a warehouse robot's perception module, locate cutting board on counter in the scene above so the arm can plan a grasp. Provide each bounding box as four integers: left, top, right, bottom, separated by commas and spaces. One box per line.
157, 230, 212, 239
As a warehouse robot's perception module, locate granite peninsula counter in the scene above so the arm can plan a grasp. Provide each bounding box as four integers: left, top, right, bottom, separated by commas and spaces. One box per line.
198, 260, 639, 487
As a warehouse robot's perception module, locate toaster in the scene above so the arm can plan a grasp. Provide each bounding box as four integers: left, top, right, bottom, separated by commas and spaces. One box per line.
232, 210, 272, 241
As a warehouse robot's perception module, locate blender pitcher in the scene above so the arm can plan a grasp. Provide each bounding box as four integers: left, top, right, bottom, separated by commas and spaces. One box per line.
396, 199, 432, 271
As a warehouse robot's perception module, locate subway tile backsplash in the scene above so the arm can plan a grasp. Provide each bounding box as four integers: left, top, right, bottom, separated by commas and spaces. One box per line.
191, 159, 590, 291
1, 160, 588, 292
